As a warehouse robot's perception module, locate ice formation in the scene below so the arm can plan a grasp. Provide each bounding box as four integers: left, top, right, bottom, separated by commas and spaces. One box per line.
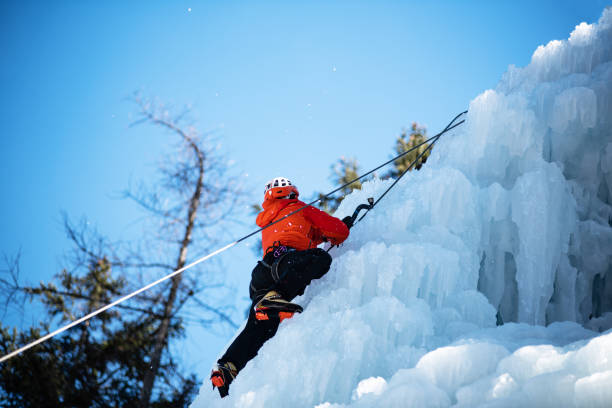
191, 8, 612, 407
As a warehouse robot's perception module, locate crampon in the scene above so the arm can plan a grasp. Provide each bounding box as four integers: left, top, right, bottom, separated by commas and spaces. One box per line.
254, 291, 303, 322
210, 361, 237, 398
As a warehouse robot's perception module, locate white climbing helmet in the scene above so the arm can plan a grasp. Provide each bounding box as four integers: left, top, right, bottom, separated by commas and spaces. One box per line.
264, 177, 293, 193
264, 177, 299, 199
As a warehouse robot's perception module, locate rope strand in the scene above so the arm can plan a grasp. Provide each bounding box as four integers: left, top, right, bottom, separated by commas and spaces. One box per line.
358, 111, 467, 222
0, 110, 467, 364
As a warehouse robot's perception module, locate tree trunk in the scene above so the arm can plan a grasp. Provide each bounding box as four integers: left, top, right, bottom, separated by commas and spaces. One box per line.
139, 140, 204, 408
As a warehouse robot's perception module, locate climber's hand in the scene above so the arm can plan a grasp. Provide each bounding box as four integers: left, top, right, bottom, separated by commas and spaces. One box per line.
342, 216, 354, 230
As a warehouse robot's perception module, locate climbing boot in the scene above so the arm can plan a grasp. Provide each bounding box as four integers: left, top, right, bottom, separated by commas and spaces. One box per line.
211, 361, 237, 398
254, 290, 303, 322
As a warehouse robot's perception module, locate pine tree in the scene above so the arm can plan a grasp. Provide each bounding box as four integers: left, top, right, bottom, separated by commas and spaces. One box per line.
0, 255, 197, 407
0, 94, 241, 407
387, 122, 429, 178
317, 157, 362, 214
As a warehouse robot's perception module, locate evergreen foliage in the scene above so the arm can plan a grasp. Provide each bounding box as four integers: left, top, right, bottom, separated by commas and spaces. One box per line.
315, 122, 428, 215
0, 94, 240, 407
387, 122, 430, 178
0, 257, 197, 407
252, 122, 430, 250
317, 157, 362, 214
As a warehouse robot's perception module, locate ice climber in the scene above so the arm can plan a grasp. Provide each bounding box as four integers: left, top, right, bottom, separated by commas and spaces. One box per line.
211, 177, 351, 398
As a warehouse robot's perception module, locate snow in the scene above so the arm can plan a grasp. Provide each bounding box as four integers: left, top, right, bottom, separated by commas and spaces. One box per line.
191, 8, 612, 408
352, 377, 386, 399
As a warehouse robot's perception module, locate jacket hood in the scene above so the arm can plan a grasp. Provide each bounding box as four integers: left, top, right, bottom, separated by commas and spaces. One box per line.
256, 198, 299, 227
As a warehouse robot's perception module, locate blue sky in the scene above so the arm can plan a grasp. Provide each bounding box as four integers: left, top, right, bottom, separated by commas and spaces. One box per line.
0, 0, 607, 379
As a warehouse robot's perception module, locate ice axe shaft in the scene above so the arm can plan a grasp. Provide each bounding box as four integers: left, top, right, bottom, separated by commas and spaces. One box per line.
349, 197, 374, 225
325, 198, 374, 252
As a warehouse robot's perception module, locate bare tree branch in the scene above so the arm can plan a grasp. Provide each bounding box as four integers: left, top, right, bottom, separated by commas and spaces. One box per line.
125, 93, 245, 407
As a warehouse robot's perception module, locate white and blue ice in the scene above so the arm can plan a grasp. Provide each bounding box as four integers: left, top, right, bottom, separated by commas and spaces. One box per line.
192, 8, 612, 407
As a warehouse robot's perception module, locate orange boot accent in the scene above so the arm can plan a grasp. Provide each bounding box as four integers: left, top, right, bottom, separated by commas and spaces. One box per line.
253, 291, 303, 322
278, 311, 295, 322
255, 308, 270, 321
211, 372, 225, 388
210, 361, 237, 398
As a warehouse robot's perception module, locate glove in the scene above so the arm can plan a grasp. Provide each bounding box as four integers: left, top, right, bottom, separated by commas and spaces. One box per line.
342, 216, 354, 230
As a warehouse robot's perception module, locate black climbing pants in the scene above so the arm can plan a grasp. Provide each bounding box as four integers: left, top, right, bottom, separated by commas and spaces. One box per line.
218, 247, 332, 372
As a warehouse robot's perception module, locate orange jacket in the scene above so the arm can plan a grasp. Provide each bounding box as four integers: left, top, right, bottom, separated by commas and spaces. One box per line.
256, 198, 349, 255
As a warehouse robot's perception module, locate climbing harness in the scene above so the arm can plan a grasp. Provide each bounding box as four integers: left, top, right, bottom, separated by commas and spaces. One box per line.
0, 110, 467, 364
257, 243, 296, 284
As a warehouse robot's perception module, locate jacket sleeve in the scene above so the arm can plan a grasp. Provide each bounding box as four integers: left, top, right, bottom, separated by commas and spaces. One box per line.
303, 206, 350, 245
255, 211, 267, 227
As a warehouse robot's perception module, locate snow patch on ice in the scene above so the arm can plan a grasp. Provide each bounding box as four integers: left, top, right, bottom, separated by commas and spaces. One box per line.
352, 376, 386, 400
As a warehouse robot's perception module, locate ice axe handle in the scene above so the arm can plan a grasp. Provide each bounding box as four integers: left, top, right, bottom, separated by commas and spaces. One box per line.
349, 197, 374, 225
327, 198, 374, 252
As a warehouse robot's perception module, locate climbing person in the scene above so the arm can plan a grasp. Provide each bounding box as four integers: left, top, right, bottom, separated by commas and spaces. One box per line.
210, 177, 352, 398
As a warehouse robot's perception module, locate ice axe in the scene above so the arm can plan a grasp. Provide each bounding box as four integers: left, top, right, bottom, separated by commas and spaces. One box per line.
346, 197, 375, 228
326, 197, 374, 252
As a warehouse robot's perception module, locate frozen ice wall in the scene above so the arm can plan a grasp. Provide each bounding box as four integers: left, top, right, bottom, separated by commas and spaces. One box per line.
438, 10, 612, 327
437, 10, 612, 327
192, 8, 612, 408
